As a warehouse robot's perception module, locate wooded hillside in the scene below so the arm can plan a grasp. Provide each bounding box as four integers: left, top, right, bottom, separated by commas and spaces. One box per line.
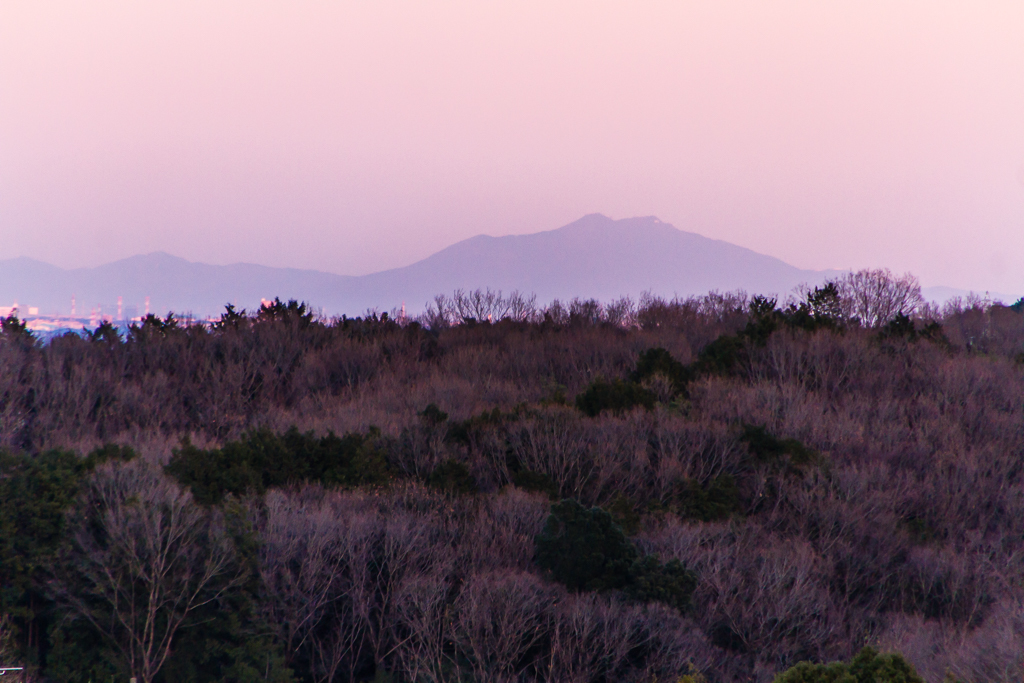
1, 274, 1023, 682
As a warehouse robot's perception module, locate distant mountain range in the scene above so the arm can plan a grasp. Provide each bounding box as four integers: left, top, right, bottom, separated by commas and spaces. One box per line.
0, 214, 1009, 319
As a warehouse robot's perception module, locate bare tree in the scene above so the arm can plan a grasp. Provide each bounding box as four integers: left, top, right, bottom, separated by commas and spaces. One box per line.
505, 291, 540, 323
56, 460, 238, 683
586, 412, 653, 505
255, 488, 458, 683
461, 489, 549, 574
390, 575, 452, 683
546, 593, 623, 683
661, 525, 844, 671
420, 295, 453, 330
604, 296, 637, 328
508, 406, 596, 500
421, 289, 538, 327
567, 299, 603, 326
545, 594, 709, 683
542, 299, 570, 325
256, 490, 382, 683
452, 571, 555, 683
364, 509, 455, 668
649, 415, 742, 501
832, 269, 924, 327
454, 288, 509, 322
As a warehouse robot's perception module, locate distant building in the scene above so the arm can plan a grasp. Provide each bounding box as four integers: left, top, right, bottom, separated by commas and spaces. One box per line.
0, 304, 39, 318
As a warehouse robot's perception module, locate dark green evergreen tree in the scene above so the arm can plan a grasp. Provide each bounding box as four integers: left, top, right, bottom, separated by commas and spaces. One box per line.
535, 499, 636, 592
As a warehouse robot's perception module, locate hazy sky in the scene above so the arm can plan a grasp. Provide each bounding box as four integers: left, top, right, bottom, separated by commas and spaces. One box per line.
2, 1, 1023, 293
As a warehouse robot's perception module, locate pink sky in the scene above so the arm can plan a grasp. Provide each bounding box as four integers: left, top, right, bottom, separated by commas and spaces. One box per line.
1, 1, 1023, 293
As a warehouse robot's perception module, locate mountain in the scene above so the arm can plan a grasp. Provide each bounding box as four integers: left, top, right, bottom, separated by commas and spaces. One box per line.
2, 214, 843, 318
347, 214, 843, 311
0, 253, 355, 319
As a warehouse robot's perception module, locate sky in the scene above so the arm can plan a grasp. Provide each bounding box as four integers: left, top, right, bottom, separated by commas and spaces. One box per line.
1, 1, 1023, 294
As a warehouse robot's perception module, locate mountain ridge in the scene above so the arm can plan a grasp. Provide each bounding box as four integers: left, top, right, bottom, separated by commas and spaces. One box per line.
0, 214, 919, 318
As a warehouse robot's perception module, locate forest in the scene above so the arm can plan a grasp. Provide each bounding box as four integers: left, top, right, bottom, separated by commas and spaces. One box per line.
1, 269, 1023, 683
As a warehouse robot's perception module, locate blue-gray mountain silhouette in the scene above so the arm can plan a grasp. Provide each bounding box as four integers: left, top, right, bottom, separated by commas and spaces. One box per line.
1, 214, 841, 318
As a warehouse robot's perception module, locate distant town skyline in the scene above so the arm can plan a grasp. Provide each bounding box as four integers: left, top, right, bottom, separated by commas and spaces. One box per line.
2, 1, 1023, 294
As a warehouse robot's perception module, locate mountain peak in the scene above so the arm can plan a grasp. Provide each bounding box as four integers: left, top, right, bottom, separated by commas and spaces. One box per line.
555, 213, 662, 232
1, 215, 840, 318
